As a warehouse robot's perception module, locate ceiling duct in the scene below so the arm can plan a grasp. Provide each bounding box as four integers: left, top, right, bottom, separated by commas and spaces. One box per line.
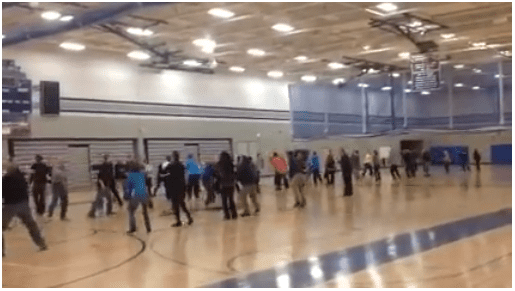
2, 2, 170, 47
369, 13, 448, 53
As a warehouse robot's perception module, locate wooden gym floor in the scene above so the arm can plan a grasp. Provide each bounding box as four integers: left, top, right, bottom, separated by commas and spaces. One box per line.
2, 165, 511, 288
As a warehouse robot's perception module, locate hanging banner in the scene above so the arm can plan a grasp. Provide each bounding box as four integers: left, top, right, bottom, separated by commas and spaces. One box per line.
410, 54, 440, 91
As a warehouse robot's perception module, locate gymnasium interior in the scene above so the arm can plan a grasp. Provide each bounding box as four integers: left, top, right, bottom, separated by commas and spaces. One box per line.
2, 2, 512, 288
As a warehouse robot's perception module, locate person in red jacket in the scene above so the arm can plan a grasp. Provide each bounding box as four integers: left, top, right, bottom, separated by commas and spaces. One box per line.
270, 152, 289, 190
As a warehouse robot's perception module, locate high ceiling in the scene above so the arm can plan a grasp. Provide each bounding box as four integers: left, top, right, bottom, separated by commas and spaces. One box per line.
2, 2, 512, 83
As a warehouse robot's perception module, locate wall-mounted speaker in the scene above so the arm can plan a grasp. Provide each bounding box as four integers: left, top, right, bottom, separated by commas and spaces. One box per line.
40, 81, 60, 115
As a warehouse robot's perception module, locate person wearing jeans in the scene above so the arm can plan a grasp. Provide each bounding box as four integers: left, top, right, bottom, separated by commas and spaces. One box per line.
124, 161, 151, 234
186, 154, 201, 200
3, 162, 47, 256
88, 181, 113, 217
310, 152, 323, 186
48, 160, 69, 220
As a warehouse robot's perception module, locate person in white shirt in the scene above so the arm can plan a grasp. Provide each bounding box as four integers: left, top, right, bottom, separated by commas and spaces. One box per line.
143, 159, 154, 209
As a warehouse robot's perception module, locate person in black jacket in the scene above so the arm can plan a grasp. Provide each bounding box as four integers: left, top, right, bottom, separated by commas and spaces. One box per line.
339, 149, 353, 196
98, 154, 123, 206
3, 161, 48, 256
325, 150, 336, 185
473, 149, 481, 171
30, 155, 51, 215
215, 151, 238, 220
168, 151, 193, 227
237, 156, 260, 217
422, 149, 431, 177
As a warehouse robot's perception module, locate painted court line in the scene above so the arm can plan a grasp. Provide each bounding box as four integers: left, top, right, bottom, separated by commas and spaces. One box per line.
204, 208, 512, 288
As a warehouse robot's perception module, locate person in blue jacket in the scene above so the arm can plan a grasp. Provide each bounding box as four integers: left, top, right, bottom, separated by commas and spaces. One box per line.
124, 160, 151, 234
202, 162, 216, 205
310, 151, 322, 186
186, 154, 201, 200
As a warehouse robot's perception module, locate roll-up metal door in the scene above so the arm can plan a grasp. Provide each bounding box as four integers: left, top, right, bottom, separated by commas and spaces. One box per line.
146, 139, 232, 175
88, 140, 136, 181
198, 140, 232, 163
12, 140, 68, 179
146, 140, 184, 179
10, 139, 136, 190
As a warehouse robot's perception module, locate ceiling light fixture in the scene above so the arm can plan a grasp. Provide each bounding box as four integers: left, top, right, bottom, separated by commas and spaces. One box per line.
247, 48, 265, 56
381, 86, 392, 91
454, 83, 464, 87
421, 91, 430, 95
208, 8, 234, 19
363, 45, 371, 51
127, 27, 154, 36
127, 50, 151, 60
473, 68, 482, 73
294, 55, 308, 62
183, 60, 202, 67
328, 62, 345, 70
404, 89, 412, 93
358, 83, 369, 88
59, 15, 74, 22
454, 64, 464, 69
376, 3, 398, 12
495, 74, 500, 78
301, 75, 317, 82
229, 66, 245, 73
392, 72, 401, 78
268, 71, 284, 78
41, 11, 61, 20
333, 78, 346, 85
398, 52, 410, 59
193, 38, 216, 48
471, 42, 486, 47
272, 23, 294, 32
472, 86, 480, 90
59, 42, 85, 51
440, 33, 456, 39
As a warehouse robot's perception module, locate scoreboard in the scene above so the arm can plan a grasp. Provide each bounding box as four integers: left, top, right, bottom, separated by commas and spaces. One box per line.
2, 79, 32, 115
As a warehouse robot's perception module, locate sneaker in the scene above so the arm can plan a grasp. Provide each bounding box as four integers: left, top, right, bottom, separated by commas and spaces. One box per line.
60, 217, 70, 222
223, 216, 231, 221
146, 228, 152, 233
293, 202, 301, 208
127, 230, 136, 234
87, 212, 95, 218
171, 222, 182, 227
39, 245, 48, 252
188, 218, 194, 225
241, 212, 251, 217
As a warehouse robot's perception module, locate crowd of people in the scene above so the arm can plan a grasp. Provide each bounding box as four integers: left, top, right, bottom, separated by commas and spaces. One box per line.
2, 147, 482, 256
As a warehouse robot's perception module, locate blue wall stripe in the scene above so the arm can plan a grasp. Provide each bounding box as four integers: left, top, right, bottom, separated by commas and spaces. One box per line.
204, 208, 511, 288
